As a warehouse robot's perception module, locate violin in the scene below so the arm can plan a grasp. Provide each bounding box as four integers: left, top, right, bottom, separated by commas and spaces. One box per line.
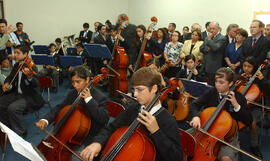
37, 68, 109, 161
101, 88, 167, 161
133, 17, 157, 72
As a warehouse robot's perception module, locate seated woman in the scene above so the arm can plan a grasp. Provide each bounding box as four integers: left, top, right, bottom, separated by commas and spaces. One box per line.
180, 29, 203, 66
225, 28, 248, 73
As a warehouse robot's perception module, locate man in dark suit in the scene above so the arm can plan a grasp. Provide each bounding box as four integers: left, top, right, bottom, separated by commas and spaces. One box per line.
116, 13, 137, 57
166, 23, 176, 42
0, 45, 44, 137
200, 21, 227, 86
36, 66, 109, 161
79, 23, 93, 44
239, 20, 270, 66
202, 22, 210, 41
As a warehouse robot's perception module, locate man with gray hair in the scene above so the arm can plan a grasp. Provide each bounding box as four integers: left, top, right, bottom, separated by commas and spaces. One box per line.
200, 21, 227, 85
183, 23, 201, 41
225, 24, 239, 44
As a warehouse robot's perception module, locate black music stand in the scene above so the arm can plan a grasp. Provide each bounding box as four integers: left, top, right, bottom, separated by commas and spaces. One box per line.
180, 79, 212, 97
31, 55, 55, 66
67, 47, 77, 55
59, 56, 82, 67
33, 45, 50, 55
83, 44, 112, 59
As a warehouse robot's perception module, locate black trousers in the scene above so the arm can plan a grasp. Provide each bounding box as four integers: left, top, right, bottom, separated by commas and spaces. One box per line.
0, 93, 27, 136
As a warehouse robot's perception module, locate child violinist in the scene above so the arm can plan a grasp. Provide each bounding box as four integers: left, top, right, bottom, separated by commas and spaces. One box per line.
189, 67, 252, 161
80, 67, 182, 161
36, 66, 109, 161
0, 45, 44, 138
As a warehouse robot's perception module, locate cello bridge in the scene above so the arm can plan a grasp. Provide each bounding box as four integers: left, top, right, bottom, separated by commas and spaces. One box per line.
42, 141, 54, 149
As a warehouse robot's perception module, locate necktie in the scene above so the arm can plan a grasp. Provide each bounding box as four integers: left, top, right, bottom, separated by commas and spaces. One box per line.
252, 38, 256, 48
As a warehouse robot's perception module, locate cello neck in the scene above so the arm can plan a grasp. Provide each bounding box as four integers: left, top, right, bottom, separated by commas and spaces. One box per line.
109, 30, 122, 66
102, 89, 165, 161
202, 82, 238, 131
134, 37, 148, 72
52, 79, 94, 135
241, 65, 262, 95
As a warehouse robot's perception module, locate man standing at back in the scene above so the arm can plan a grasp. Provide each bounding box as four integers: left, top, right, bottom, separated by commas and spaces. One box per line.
200, 21, 226, 86
239, 20, 270, 65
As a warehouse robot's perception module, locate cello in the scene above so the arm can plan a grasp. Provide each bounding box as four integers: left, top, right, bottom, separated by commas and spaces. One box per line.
167, 61, 200, 121
109, 16, 129, 98
100, 88, 167, 161
190, 81, 241, 161
133, 17, 157, 72
37, 68, 109, 161
237, 60, 268, 130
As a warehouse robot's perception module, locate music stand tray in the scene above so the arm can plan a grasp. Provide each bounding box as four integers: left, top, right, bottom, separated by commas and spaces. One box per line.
83, 44, 112, 59
180, 79, 212, 97
67, 47, 77, 55
59, 56, 82, 67
31, 55, 55, 66
33, 45, 50, 55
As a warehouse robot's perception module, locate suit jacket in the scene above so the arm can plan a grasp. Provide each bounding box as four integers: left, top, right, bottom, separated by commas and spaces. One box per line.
239, 35, 270, 65
79, 30, 93, 43
200, 33, 227, 73
180, 40, 204, 63
93, 102, 182, 161
202, 31, 208, 41
4, 63, 44, 110
106, 35, 128, 53
189, 87, 253, 127
176, 66, 205, 82
43, 87, 109, 144
118, 23, 137, 55
183, 32, 192, 42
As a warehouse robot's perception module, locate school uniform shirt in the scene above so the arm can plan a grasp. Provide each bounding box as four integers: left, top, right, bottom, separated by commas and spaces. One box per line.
93, 102, 182, 161
189, 87, 253, 127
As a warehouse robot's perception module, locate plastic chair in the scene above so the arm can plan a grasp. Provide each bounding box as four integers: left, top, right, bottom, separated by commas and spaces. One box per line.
107, 101, 125, 118
39, 76, 53, 110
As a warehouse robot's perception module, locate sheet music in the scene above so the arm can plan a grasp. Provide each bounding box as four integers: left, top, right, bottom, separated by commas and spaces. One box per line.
0, 122, 46, 161
116, 90, 138, 103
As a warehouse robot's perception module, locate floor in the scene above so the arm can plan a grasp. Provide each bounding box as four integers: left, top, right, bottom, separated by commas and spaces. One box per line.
0, 79, 270, 161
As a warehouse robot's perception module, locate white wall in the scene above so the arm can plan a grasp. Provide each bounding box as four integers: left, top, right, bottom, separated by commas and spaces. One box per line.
4, 0, 270, 46
4, 0, 128, 44
128, 0, 270, 35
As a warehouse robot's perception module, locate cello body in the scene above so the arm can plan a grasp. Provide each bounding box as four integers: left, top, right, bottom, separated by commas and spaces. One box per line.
102, 127, 156, 161
110, 46, 129, 97
191, 107, 237, 161
37, 105, 91, 161
167, 80, 190, 121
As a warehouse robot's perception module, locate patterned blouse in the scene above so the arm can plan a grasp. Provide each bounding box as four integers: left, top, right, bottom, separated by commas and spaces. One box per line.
164, 42, 183, 64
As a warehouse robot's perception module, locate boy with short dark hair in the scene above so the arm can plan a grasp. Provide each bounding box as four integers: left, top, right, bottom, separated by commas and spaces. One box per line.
80, 67, 182, 161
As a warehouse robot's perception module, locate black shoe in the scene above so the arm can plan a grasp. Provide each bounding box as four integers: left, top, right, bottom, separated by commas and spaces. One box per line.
250, 146, 263, 159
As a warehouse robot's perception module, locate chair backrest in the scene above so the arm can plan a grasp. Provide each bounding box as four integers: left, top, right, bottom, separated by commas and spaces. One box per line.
39, 76, 53, 88
107, 101, 125, 118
